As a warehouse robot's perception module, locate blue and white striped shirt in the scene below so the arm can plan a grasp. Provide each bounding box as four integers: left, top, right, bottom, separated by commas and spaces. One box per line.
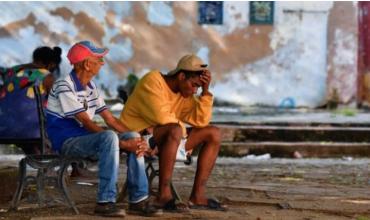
46, 70, 107, 152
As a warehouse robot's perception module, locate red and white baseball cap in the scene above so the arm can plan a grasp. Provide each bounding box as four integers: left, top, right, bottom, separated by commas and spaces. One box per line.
67, 41, 109, 65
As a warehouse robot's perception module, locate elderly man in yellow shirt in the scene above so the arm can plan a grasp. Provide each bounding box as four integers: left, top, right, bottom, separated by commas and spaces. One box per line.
119, 54, 227, 212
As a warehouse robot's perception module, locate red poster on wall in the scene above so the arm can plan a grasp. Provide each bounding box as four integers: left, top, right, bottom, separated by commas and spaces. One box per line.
358, 2, 370, 105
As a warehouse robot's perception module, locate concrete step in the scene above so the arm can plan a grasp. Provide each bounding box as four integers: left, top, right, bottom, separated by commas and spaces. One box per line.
213, 121, 370, 127
217, 124, 370, 142
220, 141, 370, 158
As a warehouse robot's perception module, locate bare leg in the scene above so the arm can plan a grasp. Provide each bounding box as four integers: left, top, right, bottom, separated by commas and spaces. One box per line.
153, 123, 182, 204
185, 126, 221, 205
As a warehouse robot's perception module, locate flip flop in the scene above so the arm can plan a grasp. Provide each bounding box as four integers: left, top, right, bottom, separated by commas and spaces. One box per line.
188, 198, 228, 211
155, 198, 190, 213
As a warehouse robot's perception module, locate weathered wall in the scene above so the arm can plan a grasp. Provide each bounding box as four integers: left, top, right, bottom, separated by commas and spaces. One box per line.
326, 1, 358, 105
0, 1, 358, 107
213, 2, 333, 107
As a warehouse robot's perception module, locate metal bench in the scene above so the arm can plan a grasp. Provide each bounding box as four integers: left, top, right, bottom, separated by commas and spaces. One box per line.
0, 85, 80, 214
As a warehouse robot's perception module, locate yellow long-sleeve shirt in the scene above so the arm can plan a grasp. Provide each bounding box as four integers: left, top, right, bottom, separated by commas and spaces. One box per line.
119, 70, 213, 136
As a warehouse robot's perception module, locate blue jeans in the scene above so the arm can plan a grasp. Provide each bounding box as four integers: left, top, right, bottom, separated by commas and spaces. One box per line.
61, 130, 148, 203
119, 132, 149, 203
61, 130, 119, 203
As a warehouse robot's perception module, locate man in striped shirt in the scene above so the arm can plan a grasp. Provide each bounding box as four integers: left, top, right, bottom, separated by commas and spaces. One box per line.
46, 41, 161, 217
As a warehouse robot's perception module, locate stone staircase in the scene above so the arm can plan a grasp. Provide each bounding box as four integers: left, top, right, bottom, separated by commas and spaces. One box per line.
215, 122, 370, 158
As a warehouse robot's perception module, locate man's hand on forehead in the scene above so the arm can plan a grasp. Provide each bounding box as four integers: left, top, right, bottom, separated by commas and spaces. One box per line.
200, 69, 212, 96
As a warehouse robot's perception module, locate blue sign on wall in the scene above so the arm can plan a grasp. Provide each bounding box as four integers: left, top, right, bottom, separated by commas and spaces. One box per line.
198, 1, 223, 25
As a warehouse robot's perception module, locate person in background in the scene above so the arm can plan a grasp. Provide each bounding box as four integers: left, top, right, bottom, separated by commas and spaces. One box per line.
117, 73, 138, 103
0, 46, 62, 154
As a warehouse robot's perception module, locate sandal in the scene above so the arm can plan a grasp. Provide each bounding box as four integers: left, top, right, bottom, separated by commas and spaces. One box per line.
155, 198, 190, 213
188, 198, 228, 211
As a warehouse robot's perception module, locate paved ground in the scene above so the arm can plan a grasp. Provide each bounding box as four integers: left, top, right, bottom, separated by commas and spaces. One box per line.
1, 156, 370, 220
